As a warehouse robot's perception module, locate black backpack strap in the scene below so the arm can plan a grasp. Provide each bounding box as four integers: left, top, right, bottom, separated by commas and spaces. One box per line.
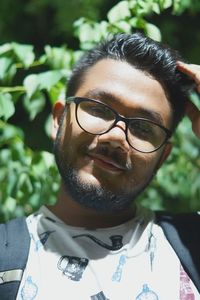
0, 217, 31, 300
155, 211, 200, 293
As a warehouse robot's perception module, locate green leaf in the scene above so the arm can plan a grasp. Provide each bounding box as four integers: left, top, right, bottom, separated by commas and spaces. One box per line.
39, 70, 64, 92
145, 23, 162, 41
49, 81, 66, 105
172, 0, 187, 14
99, 21, 109, 38
0, 43, 12, 56
114, 20, 131, 33
17, 172, 32, 193
4, 197, 16, 213
29, 193, 41, 207
162, 0, 173, 9
74, 18, 103, 48
44, 45, 72, 69
23, 92, 46, 120
24, 70, 65, 100
0, 93, 15, 121
130, 0, 149, 16
41, 151, 55, 168
129, 17, 138, 27
44, 114, 52, 138
108, 1, 131, 23
23, 74, 40, 98
12, 43, 35, 68
72, 50, 84, 64
0, 57, 16, 82
129, 17, 146, 29
0, 57, 11, 80
152, 2, 160, 14
78, 23, 96, 43
0, 120, 24, 143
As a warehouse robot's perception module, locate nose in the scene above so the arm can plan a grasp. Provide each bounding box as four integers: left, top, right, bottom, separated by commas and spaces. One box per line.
97, 121, 130, 152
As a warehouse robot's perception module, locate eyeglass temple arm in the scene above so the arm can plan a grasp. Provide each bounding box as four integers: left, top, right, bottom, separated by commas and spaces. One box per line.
65, 97, 75, 103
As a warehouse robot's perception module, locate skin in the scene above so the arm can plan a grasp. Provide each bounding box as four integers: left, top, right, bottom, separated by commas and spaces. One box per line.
49, 59, 200, 229
176, 61, 200, 138
49, 59, 172, 228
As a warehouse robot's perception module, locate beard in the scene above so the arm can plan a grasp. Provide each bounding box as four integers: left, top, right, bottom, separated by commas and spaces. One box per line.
58, 165, 136, 212
53, 113, 156, 213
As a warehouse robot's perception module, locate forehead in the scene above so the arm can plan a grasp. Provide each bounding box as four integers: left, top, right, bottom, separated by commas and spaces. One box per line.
75, 59, 172, 127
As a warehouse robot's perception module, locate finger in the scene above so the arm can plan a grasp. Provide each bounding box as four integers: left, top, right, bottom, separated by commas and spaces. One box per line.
185, 100, 200, 138
177, 61, 200, 91
177, 61, 200, 75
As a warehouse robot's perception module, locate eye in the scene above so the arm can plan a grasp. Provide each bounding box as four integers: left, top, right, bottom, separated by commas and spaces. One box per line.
129, 120, 156, 140
82, 102, 114, 120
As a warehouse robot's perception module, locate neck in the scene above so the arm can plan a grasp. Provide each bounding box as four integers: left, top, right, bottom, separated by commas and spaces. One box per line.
47, 184, 136, 229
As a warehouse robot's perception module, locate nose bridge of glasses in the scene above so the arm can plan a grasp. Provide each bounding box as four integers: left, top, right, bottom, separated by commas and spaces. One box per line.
113, 113, 128, 129
105, 118, 130, 147
99, 113, 129, 147
112, 113, 128, 133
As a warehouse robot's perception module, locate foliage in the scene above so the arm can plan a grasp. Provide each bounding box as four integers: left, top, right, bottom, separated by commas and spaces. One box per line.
0, 120, 59, 221
0, 0, 106, 50
0, 0, 200, 222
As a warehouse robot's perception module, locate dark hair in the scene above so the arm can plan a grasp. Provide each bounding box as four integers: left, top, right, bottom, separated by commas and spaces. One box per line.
67, 32, 194, 131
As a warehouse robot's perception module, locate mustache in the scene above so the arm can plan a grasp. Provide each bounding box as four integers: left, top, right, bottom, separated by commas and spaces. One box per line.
84, 144, 133, 171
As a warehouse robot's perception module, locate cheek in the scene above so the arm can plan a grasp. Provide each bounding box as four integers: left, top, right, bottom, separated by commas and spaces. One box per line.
61, 121, 98, 168
60, 109, 82, 149
128, 151, 161, 182
138, 154, 157, 171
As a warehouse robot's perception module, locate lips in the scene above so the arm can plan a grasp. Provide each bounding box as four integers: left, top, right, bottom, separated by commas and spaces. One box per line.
87, 153, 126, 173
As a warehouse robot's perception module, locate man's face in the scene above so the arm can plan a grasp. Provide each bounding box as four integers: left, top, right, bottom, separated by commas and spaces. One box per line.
54, 59, 172, 212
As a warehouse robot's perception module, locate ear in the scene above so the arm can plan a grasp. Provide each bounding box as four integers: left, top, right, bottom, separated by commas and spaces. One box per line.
157, 141, 172, 169
51, 100, 65, 140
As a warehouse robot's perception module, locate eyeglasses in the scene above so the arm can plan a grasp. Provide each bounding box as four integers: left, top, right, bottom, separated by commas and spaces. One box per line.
66, 97, 172, 153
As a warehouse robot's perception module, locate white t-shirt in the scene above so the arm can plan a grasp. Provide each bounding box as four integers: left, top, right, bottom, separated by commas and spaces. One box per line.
17, 206, 199, 300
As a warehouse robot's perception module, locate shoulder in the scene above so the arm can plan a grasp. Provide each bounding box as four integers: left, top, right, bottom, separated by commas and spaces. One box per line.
155, 211, 200, 231
154, 210, 200, 292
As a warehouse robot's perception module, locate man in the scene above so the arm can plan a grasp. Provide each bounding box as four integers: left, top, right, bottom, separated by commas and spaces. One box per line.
7, 33, 200, 299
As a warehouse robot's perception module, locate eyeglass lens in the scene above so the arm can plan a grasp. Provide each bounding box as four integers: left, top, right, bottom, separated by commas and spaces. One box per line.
76, 99, 167, 153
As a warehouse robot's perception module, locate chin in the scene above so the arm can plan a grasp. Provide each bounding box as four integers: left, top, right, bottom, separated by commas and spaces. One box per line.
60, 166, 134, 212
76, 168, 102, 184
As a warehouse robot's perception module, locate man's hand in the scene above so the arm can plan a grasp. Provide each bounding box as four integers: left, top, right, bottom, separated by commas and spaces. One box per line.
177, 61, 200, 138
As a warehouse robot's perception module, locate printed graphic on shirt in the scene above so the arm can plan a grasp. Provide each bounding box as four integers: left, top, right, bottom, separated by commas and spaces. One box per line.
136, 284, 159, 300
180, 265, 195, 300
30, 230, 55, 251
73, 234, 123, 250
90, 291, 109, 300
21, 276, 38, 300
148, 232, 157, 271
112, 254, 126, 282
45, 216, 57, 223
57, 255, 89, 281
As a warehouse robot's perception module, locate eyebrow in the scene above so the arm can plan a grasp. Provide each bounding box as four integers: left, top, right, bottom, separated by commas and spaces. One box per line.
83, 89, 165, 125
